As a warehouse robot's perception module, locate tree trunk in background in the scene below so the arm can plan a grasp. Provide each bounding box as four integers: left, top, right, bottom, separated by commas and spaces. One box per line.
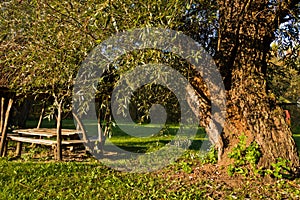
16, 98, 33, 128
214, 0, 299, 169
0, 97, 4, 134
56, 102, 62, 161
37, 105, 45, 129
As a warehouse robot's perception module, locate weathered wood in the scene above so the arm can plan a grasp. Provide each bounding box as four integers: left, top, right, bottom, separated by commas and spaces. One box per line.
7, 115, 94, 159
13, 128, 83, 137
37, 106, 45, 129
72, 113, 88, 142
56, 102, 62, 161
15, 141, 22, 157
3, 140, 7, 157
9, 135, 96, 145
0, 97, 4, 134
0, 98, 13, 157
62, 139, 96, 145
8, 136, 57, 145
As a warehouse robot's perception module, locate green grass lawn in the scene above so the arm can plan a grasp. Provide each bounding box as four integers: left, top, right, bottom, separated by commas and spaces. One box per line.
1, 120, 300, 199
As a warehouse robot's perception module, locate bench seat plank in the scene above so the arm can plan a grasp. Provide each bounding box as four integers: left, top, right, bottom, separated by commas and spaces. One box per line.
8, 136, 98, 146
8, 136, 57, 146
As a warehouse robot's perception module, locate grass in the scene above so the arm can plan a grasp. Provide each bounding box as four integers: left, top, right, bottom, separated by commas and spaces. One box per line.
1, 157, 300, 199
0, 159, 211, 199
1, 120, 300, 199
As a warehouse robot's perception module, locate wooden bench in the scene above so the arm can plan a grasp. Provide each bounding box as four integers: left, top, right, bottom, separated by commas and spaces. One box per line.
7, 127, 100, 159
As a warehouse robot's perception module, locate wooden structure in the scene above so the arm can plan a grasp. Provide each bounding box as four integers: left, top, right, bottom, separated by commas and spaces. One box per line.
0, 83, 14, 157
8, 128, 97, 159
0, 69, 104, 160
6, 113, 101, 160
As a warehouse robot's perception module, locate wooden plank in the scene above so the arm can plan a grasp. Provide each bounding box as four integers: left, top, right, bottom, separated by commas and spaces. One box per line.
7, 135, 97, 145
61, 140, 85, 145
62, 138, 98, 145
0, 97, 4, 134
13, 128, 83, 137
8, 136, 56, 146
9, 135, 96, 146
0, 98, 13, 157
0, 133, 18, 140
13, 129, 56, 137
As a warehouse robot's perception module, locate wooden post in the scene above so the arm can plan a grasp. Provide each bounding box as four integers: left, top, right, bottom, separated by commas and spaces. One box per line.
0, 97, 4, 134
97, 111, 104, 156
15, 141, 22, 157
56, 102, 62, 161
0, 98, 13, 157
37, 106, 45, 129
72, 113, 87, 141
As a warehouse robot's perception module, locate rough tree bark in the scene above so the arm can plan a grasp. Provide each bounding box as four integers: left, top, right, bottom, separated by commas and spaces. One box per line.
212, 0, 299, 169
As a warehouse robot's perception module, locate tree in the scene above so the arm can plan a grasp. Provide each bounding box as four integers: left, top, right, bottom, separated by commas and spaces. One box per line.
211, 0, 300, 169
0, 1, 93, 159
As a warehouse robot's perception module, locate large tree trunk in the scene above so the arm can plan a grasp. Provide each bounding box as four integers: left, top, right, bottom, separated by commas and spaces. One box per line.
213, 0, 299, 169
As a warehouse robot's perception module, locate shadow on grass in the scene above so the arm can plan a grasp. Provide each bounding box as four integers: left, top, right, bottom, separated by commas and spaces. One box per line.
107, 138, 205, 154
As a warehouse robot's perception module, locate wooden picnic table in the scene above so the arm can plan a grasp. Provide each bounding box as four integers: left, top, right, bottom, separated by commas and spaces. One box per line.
8, 128, 95, 159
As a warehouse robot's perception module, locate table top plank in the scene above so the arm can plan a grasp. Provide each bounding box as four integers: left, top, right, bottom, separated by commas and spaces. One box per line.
13, 128, 83, 137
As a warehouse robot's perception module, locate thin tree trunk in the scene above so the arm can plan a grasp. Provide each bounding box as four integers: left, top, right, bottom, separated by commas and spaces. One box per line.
37, 105, 45, 129
97, 111, 104, 156
0, 97, 4, 134
16, 97, 33, 128
56, 102, 62, 161
0, 98, 13, 157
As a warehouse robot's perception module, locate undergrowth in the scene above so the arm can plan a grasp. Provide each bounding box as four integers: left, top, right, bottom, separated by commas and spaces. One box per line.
227, 134, 294, 179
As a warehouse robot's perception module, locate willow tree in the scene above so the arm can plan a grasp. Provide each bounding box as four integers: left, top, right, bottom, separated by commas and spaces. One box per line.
0, 1, 93, 160
0, 0, 192, 159
212, 0, 300, 168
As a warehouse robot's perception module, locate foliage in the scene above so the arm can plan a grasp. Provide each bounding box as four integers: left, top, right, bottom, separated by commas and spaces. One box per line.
267, 4, 300, 103
227, 134, 295, 179
266, 158, 293, 179
176, 160, 193, 173
0, 0, 198, 118
227, 134, 262, 176
201, 146, 218, 164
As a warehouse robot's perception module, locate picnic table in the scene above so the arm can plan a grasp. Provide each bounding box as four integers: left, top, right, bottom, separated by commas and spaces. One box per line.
8, 128, 97, 159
